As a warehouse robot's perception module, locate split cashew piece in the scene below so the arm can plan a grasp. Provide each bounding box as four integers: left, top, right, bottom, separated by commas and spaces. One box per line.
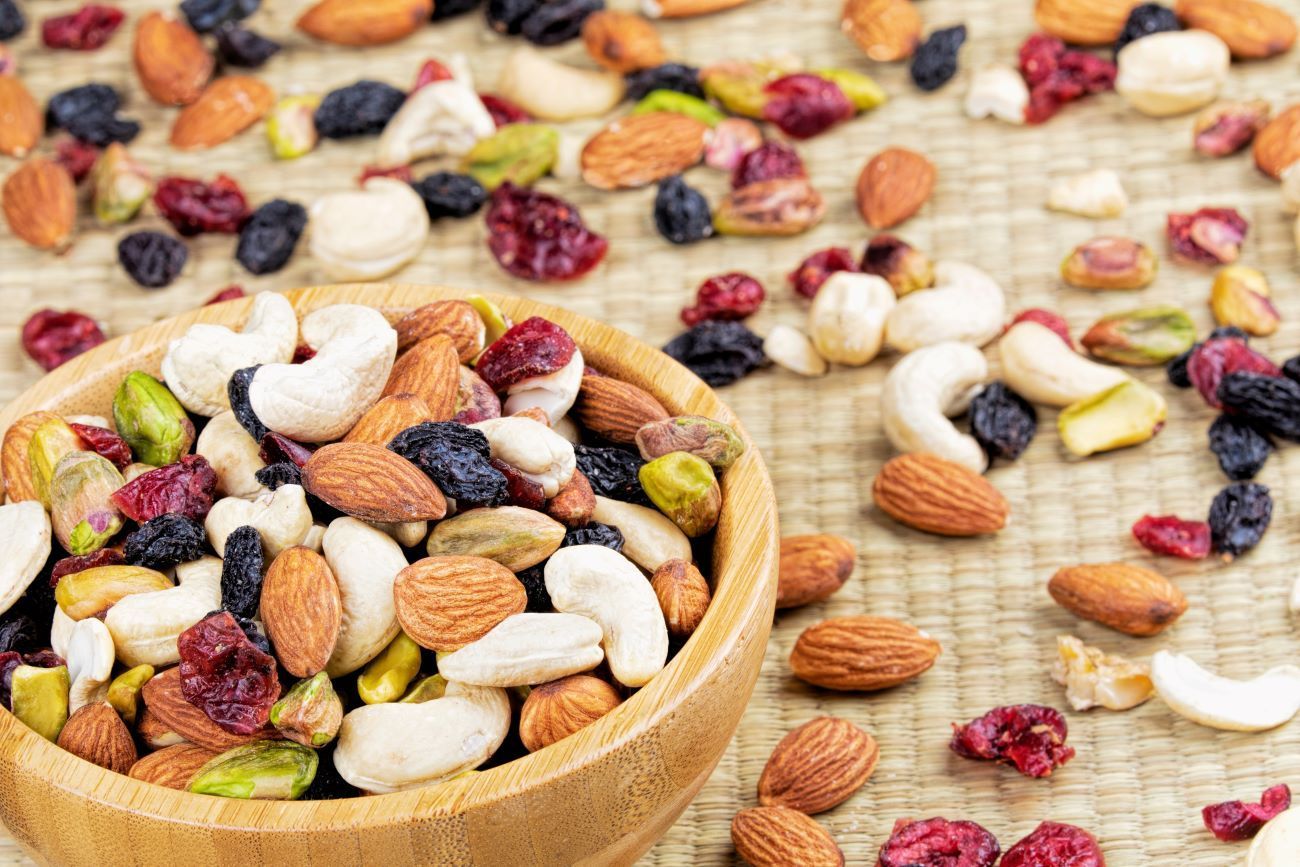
248, 304, 398, 443
885, 262, 1007, 353
161, 292, 299, 417
496, 46, 626, 121
501, 351, 585, 426
66, 616, 114, 713
0, 501, 51, 616
999, 321, 1129, 407
1249, 808, 1300, 866
104, 556, 222, 668
1150, 650, 1300, 732
806, 272, 895, 367
376, 79, 495, 167
471, 416, 576, 498
308, 179, 430, 282
881, 342, 990, 474
205, 485, 314, 559
333, 681, 510, 794
195, 410, 267, 500
590, 496, 692, 573
437, 613, 605, 687
323, 517, 407, 677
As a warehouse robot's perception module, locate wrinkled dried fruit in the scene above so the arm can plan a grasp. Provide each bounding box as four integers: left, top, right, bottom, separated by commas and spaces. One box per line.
1061, 236, 1157, 290
951, 704, 1074, 778
1208, 413, 1272, 480
67, 424, 131, 470
42, 5, 125, 50
475, 316, 578, 392
236, 199, 307, 275
653, 175, 713, 245
485, 182, 608, 281
389, 422, 508, 507
861, 234, 933, 296
910, 24, 967, 92
21, 309, 104, 372
112, 455, 218, 522
1132, 514, 1211, 559
1001, 821, 1105, 867
731, 141, 806, 190
1081, 305, 1195, 365
1217, 371, 1300, 441
480, 92, 530, 127
215, 25, 281, 68
0, 0, 24, 41
1115, 3, 1180, 54
700, 56, 797, 118
625, 63, 703, 100
1203, 783, 1291, 842
1187, 336, 1281, 409
1208, 481, 1272, 559
520, 0, 602, 47
154, 175, 250, 237
178, 610, 279, 734
1210, 266, 1279, 337
117, 231, 188, 289
124, 514, 206, 570
714, 177, 825, 237
574, 444, 648, 504
877, 817, 1001, 867
45, 83, 140, 146
314, 80, 406, 139
663, 321, 767, 386
487, 0, 539, 35
970, 382, 1037, 463
1020, 33, 1117, 124
51, 549, 124, 584
54, 139, 100, 183
787, 247, 858, 300
1168, 207, 1248, 265
221, 525, 264, 621
411, 172, 487, 220
181, 0, 258, 33
681, 273, 764, 327
761, 74, 854, 139
1195, 100, 1269, 157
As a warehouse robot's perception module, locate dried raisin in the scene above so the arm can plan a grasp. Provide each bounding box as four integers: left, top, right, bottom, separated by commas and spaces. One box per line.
1208, 414, 1272, 480
1001, 821, 1104, 867
180, 0, 258, 33
475, 317, 578, 393
877, 817, 1001, 867
761, 74, 854, 139
681, 273, 764, 327
1167, 346, 1194, 388
653, 175, 713, 245
1114, 3, 1180, 54
228, 365, 269, 442
484, 183, 608, 282
52, 548, 124, 582
662, 320, 766, 387
1208, 481, 1272, 559
910, 24, 967, 92
1284, 355, 1300, 384
950, 704, 1074, 778
215, 25, 281, 69
41, 5, 125, 51
1203, 784, 1291, 842
389, 423, 509, 507
124, 514, 207, 570
45, 83, 140, 146
486, 0, 538, 34
111, 455, 218, 523
1131, 514, 1211, 560
788, 247, 858, 299
0, 612, 39, 655
626, 63, 704, 101
255, 462, 301, 490
68, 423, 132, 470
520, 0, 602, 46
178, 610, 279, 734
562, 521, 624, 552
0, 0, 25, 41
21, 309, 105, 372
236, 199, 307, 275
970, 382, 1037, 463
411, 172, 487, 220
431, 0, 482, 20
221, 525, 265, 621
515, 565, 551, 612
1217, 371, 1300, 441
314, 81, 406, 139
117, 231, 188, 289
574, 445, 649, 505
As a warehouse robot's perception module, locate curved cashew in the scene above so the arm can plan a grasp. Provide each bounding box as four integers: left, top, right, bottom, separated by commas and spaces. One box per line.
323, 517, 406, 677
205, 485, 314, 559
195, 410, 267, 500
881, 342, 990, 474
437, 613, 605, 687
333, 681, 510, 794
248, 304, 398, 443
885, 262, 1006, 353
999, 321, 1130, 407
1151, 650, 1300, 732
0, 501, 51, 616
807, 272, 895, 366
501, 350, 585, 426
590, 495, 692, 573
545, 545, 668, 687
496, 46, 626, 121
1249, 807, 1300, 866
50, 606, 75, 659
308, 178, 430, 282
104, 556, 222, 668
66, 616, 115, 713
471, 416, 576, 497
376, 79, 494, 167
161, 292, 299, 417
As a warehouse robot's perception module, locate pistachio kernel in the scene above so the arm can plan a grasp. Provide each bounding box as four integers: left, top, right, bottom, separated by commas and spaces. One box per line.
631, 89, 726, 126
106, 664, 154, 726
357, 632, 422, 705
1058, 380, 1168, 457
1210, 266, 1280, 337
112, 371, 196, 467
1080, 306, 1196, 367
1060, 237, 1158, 291
27, 417, 84, 508
269, 672, 344, 747
188, 740, 319, 800
638, 451, 722, 537
634, 415, 746, 468
10, 664, 70, 742
462, 124, 559, 191
48, 451, 126, 555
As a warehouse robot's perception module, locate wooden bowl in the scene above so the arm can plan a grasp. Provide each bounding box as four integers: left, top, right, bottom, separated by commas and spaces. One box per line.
0, 285, 778, 867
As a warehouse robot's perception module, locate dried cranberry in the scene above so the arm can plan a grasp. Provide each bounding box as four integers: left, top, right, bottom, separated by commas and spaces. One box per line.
490, 457, 545, 510
41, 4, 124, 50
479, 93, 531, 127
877, 817, 1001, 867
110, 455, 218, 523
731, 141, 806, 189
1167, 208, 1248, 265
761, 74, 854, 139
53, 138, 99, 182
1019, 34, 1116, 124
51, 548, 124, 583
1020, 34, 1065, 87
788, 247, 858, 299
292, 344, 316, 364
1203, 784, 1291, 842
1131, 514, 1211, 560
357, 164, 413, 186
259, 432, 315, 468
1186, 337, 1280, 409
205, 286, 246, 305
475, 316, 578, 392
21, 309, 105, 371
1001, 821, 1104, 867
68, 423, 132, 470
485, 184, 608, 282
681, 273, 765, 326
411, 58, 454, 92
154, 175, 251, 236
1011, 309, 1072, 346
950, 704, 1074, 778
178, 610, 279, 734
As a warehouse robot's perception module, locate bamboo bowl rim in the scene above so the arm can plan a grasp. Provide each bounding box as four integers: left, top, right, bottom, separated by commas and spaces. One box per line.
0, 284, 778, 831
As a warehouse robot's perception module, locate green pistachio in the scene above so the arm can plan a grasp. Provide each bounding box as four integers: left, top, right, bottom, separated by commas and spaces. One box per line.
112, 371, 195, 467
48, 451, 125, 555
267, 95, 321, 161
634, 415, 746, 469
1080, 306, 1196, 366
462, 124, 559, 191
27, 417, 83, 508
357, 632, 422, 705
106, 664, 154, 726
10, 664, 70, 742
631, 90, 725, 126
700, 57, 799, 118
813, 68, 887, 111
638, 451, 721, 538
467, 295, 512, 349
270, 672, 343, 747
1060, 237, 1158, 291
399, 674, 448, 703
188, 741, 319, 800
1059, 380, 1168, 457
55, 565, 172, 621
426, 506, 566, 572
91, 143, 152, 226
713, 177, 826, 236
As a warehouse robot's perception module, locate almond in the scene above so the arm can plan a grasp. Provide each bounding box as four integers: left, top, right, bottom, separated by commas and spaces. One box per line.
1034, 0, 1138, 46
650, 558, 711, 638
344, 393, 435, 446
136, 707, 184, 750
133, 12, 214, 106
297, 0, 433, 46
546, 469, 597, 528
643, 0, 750, 17
393, 555, 526, 652
777, 534, 856, 609
1253, 103, 1300, 179
1174, 0, 1296, 59
840, 0, 922, 62
128, 743, 218, 790
581, 11, 667, 73
2, 159, 77, 251
57, 702, 137, 774
580, 112, 709, 190
0, 76, 41, 158
519, 674, 622, 751
301, 442, 448, 523
730, 806, 844, 867
2, 411, 61, 502
1048, 563, 1187, 636
573, 374, 670, 444
790, 615, 941, 691
140, 667, 274, 752
855, 147, 935, 230
171, 76, 275, 150
260, 546, 343, 678
394, 300, 487, 360
871, 452, 1008, 536
758, 716, 879, 815
382, 334, 460, 421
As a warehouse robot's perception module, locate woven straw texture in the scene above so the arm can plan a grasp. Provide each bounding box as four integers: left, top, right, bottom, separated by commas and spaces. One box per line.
3, 0, 1300, 863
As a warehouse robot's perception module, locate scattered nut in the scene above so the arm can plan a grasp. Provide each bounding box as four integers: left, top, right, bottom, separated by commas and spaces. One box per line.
777, 534, 856, 610
581, 11, 666, 73
1058, 380, 1168, 457
1151, 650, 1300, 731
881, 342, 990, 474
1000, 321, 1131, 407
757, 716, 878, 814
1061, 236, 1158, 290
860, 234, 933, 297
1173, 0, 1297, 60
1248, 804, 1300, 864
790, 615, 941, 691
964, 64, 1029, 124
806, 272, 895, 367
308, 178, 430, 282
1194, 100, 1270, 157
855, 147, 935, 229
496, 46, 626, 122
884, 262, 1006, 352
1048, 563, 1187, 637
731, 806, 844, 867
376, 79, 495, 168
1080, 305, 1196, 366
1047, 169, 1128, 218
1210, 265, 1280, 336
1035, 0, 1137, 45
764, 325, 828, 377
1052, 635, 1153, 712
1116, 30, 1230, 117
841, 0, 922, 61
872, 452, 1008, 536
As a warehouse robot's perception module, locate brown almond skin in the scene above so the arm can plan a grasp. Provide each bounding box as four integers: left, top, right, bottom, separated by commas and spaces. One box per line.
260, 546, 343, 678
301, 442, 447, 523
1034, 0, 1138, 45
580, 112, 710, 190
573, 374, 671, 445
790, 615, 941, 691
297, 0, 433, 46
170, 76, 275, 150
394, 300, 485, 360
841, 0, 921, 61
581, 11, 667, 73
133, 12, 214, 106
777, 534, 856, 609
758, 717, 879, 814
546, 469, 597, 528
650, 559, 711, 638
1048, 563, 1187, 636
141, 668, 275, 752
2, 159, 77, 251
1175, 0, 1296, 59
135, 707, 182, 750
344, 393, 435, 446
2, 411, 61, 502
1253, 104, 1300, 179
519, 675, 622, 752
382, 334, 460, 421
128, 743, 219, 790
0, 77, 42, 158
855, 147, 935, 230
872, 453, 1008, 537
394, 555, 526, 652
57, 702, 137, 774
731, 806, 845, 867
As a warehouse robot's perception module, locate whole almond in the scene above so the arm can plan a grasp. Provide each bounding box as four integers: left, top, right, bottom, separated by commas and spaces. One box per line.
731, 806, 844, 867
393, 555, 526, 652
519, 674, 622, 752
1253, 104, 1300, 179
1035, 0, 1138, 45
777, 534, 856, 609
1048, 563, 1187, 636
301, 442, 448, 523
0, 76, 41, 158
2, 411, 61, 502
260, 546, 343, 678
872, 453, 1009, 536
171, 76, 275, 150
382, 334, 461, 421
128, 743, 218, 790
856, 147, 935, 229
546, 469, 597, 528
3, 159, 77, 251
643, 0, 749, 17
581, 112, 709, 190
133, 12, 214, 106
297, 0, 433, 46
57, 702, 137, 774
840, 0, 922, 62
581, 11, 667, 73
394, 300, 486, 360
650, 558, 711, 638
573, 374, 671, 444
790, 615, 941, 691
344, 393, 435, 446
758, 717, 879, 814
141, 668, 274, 751
1174, 0, 1296, 59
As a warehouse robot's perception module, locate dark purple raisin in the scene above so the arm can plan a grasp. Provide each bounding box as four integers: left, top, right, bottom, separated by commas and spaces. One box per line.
431, 0, 482, 19
1210, 325, 1249, 341
486, 0, 539, 34
970, 381, 1037, 463
236, 199, 307, 275
520, 0, 603, 46
625, 63, 704, 101
0, 612, 39, 655
514, 565, 552, 612
1218, 371, 1300, 441
314, 81, 406, 139
1208, 481, 1272, 559
562, 521, 624, 552
1167, 345, 1195, 388
117, 231, 188, 288
180, 0, 258, 33
45, 83, 140, 146
1114, 2, 1180, 55
410, 172, 487, 220
1208, 414, 1272, 481
215, 24, 281, 68
388, 422, 508, 507
662, 320, 767, 387
910, 24, 967, 91
654, 175, 713, 245
573, 445, 650, 505
0, 0, 26, 41
230, 613, 272, 655
220, 525, 265, 621
227, 365, 269, 442
255, 461, 301, 490
124, 514, 207, 570
1284, 355, 1300, 384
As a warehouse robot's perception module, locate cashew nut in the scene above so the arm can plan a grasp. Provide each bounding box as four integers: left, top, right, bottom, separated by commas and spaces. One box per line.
205, 485, 314, 559
0, 500, 51, 616
501, 350, 585, 426
1248, 807, 1300, 866
964, 64, 1028, 124
1116, 30, 1229, 118
50, 606, 74, 659
496, 46, 626, 121
308, 179, 430, 282
322, 517, 406, 677
590, 495, 692, 573
881, 342, 989, 474
195, 410, 267, 500
545, 545, 668, 688
1051, 635, 1153, 712
1150, 650, 1300, 732
303, 523, 326, 552
885, 262, 1006, 353
161, 292, 299, 417
376, 79, 494, 167
552, 415, 580, 444
436, 613, 605, 687
66, 616, 114, 713
1047, 169, 1128, 219
248, 304, 398, 443
104, 556, 222, 668
333, 681, 510, 794
370, 520, 427, 548
807, 272, 895, 366
999, 321, 1130, 407
470, 416, 576, 497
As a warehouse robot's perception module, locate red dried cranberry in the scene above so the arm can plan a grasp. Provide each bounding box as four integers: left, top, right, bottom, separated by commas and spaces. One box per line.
731, 141, 806, 189
950, 704, 1075, 778
51, 548, 125, 584
1001, 821, 1104, 867
877, 817, 1001, 867
292, 343, 317, 364
761, 73, 854, 140
205, 286, 246, 305
788, 247, 858, 299
480, 93, 531, 127
153, 174, 251, 237
490, 457, 545, 510
358, 164, 414, 186
41, 4, 124, 50
1011, 308, 1072, 347
476, 316, 578, 392
1131, 514, 1211, 559
21, 309, 105, 372
1167, 207, 1248, 265
53, 137, 99, 183
485, 183, 608, 282
178, 610, 279, 734
1187, 337, 1280, 409
1203, 784, 1291, 842
68, 423, 132, 470
1019, 34, 1065, 87
681, 273, 765, 326
110, 455, 218, 523
1019, 34, 1116, 123
411, 58, 453, 92
259, 432, 315, 468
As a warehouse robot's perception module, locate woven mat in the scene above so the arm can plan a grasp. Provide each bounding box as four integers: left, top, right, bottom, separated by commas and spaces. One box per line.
4, 0, 1300, 863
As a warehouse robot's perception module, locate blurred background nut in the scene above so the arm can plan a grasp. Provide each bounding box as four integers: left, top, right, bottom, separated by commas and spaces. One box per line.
1080, 305, 1196, 366
309, 178, 430, 281
1061, 236, 1158, 290
1000, 321, 1130, 407
1173, 0, 1297, 59
763, 325, 827, 377
1194, 100, 1270, 157
496, 46, 626, 121
714, 177, 826, 236
884, 262, 1006, 352
1047, 169, 1128, 218
776, 534, 856, 610
1116, 30, 1230, 117
376, 79, 495, 168
1210, 265, 1280, 336
855, 147, 934, 229
464, 124, 559, 191
267, 95, 321, 161
860, 235, 933, 297
964, 64, 1029, 124
1248, 800, 1300, 863
1151, 650, 1300, 731
807, 272, 895, 366
1035, 0, 1139, 45
91, 144, 152, 225
519, 674, 622, 752
582, 11, 666, 73
841, 0, 922, 61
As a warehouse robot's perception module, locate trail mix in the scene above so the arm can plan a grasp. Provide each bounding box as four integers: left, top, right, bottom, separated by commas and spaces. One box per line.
0, 295, 746, 799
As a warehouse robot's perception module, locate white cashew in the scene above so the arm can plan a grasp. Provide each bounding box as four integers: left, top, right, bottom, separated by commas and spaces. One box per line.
308, 179, 430, 282
248, 304, 398, 443
195, 410, 267, 500
436, 613, 604, 687
0, 501, 51, 616
323, 517, 406, 677
369, 520, 427, 548
501, 350, 585, 426
205, 485, 314, 559
964, 64, 1028, 124
590, 496, 692, 573
545, 546, 668, 687
999, 321, 1130, 407
1151, 650, 1300, 732
470, 416, 576, 497
1047, 169, 1128, 219
66, 617, 114, 713
1248, 808, 1300, 866
881, 342, 990, 474
807, 272, 895, 366
50, 606, 74, 659
496, 46, 626, 121
764, 325, 827, 377
104, 556, 222, 668
885, 262, 1006, 353
334, 681, 510, 794
376, 79, 494, 167
161, 292, 299, 417
1116, 30, 1229, 118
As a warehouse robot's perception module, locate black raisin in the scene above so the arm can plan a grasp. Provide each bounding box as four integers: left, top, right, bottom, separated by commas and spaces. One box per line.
314, 81, 406, 139
431, 0, 483, 20
302, 745, 361, 800
520, 0, 603, 46
228, 365, 269, 442
215, 24, 281, 68
117, 231, 188, 289
255, 462, 301, 490
515, 565, 552, 612
909, 24, 967, 92
562, 521, 624, 552
411, 172, 488, 220
388, 423, 509, 507
1114, 3, 1180, 55
236, 199, 307, 275
1217, 371, 1300, 441
124, 514, 207, 570
573, 445, 649, 505
1209, 325, 1249, 342
1208, 414, 1272, 481
233, 613, 272, 654
220, 525, 265, 621
180, 0, 258, 33
0, 0, 24, 40
0, 612, 39, 655
45, 83, 140, 147
1208, 481, 1272, 559
662, 320, 766, 387
486, 0, 539, 34
625, 64, 704, 101
1283, 355, 1300, 385
970, 381, 1037, 462
654, 175, 713, 245
1167, 345, 1195, 388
